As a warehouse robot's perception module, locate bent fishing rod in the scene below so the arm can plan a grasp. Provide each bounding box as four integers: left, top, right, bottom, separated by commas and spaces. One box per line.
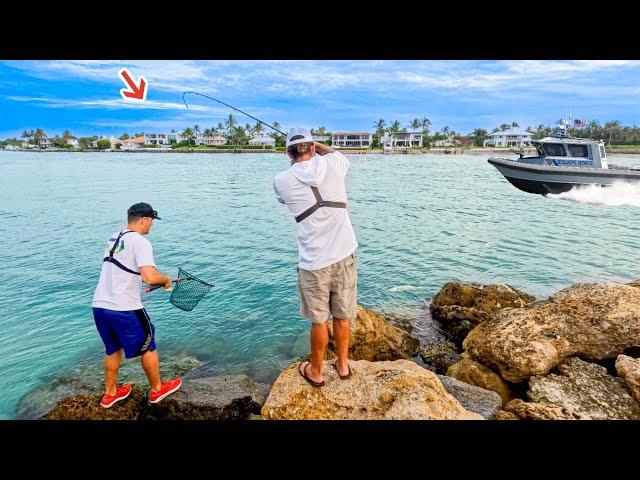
182, 91, 286, 136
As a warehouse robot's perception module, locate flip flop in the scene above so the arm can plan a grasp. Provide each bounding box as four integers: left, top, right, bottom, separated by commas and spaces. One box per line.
299, 361, 325, 387
333, 361, 352, 380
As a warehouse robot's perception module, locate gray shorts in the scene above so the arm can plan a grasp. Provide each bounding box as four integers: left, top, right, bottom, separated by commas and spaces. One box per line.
297, 253, 358, 324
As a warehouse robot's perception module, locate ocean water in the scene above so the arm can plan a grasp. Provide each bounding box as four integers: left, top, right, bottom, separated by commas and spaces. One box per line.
1, 150, 640, 419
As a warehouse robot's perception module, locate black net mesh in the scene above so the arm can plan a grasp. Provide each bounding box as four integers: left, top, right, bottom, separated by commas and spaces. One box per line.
169, 268, 213, 311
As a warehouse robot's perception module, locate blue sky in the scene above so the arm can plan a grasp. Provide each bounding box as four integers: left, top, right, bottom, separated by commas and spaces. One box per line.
1, 60, 640, 139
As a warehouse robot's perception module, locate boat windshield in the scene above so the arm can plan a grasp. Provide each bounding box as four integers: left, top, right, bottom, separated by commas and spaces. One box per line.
542, 143, 567, 156
533, 142, 545, 156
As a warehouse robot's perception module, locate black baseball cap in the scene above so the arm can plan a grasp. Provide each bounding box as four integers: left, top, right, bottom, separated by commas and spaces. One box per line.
127, 202, 161, 220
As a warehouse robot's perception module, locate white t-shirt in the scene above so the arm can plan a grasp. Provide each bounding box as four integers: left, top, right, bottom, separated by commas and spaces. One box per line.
273, 151, 358, 270
92, 229, 156, 311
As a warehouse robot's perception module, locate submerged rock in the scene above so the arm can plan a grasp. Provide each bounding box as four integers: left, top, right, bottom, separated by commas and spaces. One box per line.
430, 282, 534, 346
42, 385, 146, 420
18, 352, 202, 419
527, 357, 640, 420
261, 359, 483, 420
464, 283, 640, 382
420, 341, 461, 374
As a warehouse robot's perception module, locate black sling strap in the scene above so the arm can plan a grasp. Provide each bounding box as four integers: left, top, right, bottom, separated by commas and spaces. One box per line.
295, 186, 347, 223
102, 230, 140, 275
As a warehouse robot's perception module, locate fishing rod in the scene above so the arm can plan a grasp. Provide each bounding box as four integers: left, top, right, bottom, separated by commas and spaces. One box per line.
182, 91, 286, 136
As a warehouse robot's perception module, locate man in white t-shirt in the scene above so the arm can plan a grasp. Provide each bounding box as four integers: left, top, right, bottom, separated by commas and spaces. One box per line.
92, 202, 182, 408
273, 128, 358, 387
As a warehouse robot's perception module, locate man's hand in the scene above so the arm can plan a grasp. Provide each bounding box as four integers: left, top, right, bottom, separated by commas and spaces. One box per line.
314, 141, 335, 156
162, 276, 173, 291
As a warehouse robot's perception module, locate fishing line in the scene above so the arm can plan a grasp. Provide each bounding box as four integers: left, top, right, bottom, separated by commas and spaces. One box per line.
182, 91, 285, 136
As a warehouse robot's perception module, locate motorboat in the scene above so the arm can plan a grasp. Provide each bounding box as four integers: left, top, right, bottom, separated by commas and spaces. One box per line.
488, 119, 640, 195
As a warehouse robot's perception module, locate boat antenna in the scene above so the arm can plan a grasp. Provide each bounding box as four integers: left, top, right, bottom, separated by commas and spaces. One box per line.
181, 91, 286, 136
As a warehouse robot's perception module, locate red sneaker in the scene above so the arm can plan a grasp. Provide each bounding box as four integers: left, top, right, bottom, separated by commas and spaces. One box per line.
149, 378, 182, 404
100, 384, 132, 408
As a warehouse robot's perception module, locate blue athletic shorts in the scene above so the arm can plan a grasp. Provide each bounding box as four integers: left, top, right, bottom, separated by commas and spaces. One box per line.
93, 307, 157, 359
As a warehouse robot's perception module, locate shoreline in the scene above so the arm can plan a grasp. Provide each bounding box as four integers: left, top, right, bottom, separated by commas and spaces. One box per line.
6, 147, 640, 155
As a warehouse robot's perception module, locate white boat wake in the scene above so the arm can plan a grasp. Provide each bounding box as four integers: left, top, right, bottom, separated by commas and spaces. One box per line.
547, 181, 640, 207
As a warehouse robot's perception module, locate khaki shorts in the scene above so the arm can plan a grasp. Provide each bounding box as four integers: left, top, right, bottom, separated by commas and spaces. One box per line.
297, 253, 358, 324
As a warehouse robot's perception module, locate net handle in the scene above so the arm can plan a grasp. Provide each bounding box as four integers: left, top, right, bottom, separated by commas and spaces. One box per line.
145, 278, 182, 293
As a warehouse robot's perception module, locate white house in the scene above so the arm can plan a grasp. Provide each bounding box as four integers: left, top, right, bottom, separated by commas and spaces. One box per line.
332, 132, 372, 148
168, 132, 184, 144
381, 132, 424, 150
248, 135, 275, 147
38, 137, 53, 149
144, 133, 169, 146
485, 128, 533, 147
65, 138, 78, 148
432, 135, 457, 147
198, 135, 227, 146
91, 136, 120, 149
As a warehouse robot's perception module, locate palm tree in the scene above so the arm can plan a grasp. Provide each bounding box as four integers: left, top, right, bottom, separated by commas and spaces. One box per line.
21, 130, 31, 145
33, 128, 46, 146
62, 129, 74, 139
245, 123, 254, 138
373, 119, 386, 133
389, 120, 401, 134
471, 128, 489, 147
499, 123, 510, 132
410, 118, 421, 131
254, 122, 264, 135
225, 115, 236, 135
193, 125, 201, 143
182, 127, 195, 146
217, 122, 225, 134
420, 117, 431, 135
119, 133, 130, 140
511, 121, 520, 129
442, 126, 450, 137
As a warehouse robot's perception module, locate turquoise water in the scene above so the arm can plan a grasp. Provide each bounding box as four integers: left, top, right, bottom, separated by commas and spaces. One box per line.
2, 151, 640, 419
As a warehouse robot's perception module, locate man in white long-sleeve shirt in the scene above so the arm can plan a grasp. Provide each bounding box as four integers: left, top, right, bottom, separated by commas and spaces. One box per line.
273, 127, 358, 387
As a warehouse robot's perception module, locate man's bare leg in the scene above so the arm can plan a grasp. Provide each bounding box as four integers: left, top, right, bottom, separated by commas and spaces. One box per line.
332, 317, 351, 376
104, 349, 123, 396
303, 322, 329, 383
140, 349, 162, 392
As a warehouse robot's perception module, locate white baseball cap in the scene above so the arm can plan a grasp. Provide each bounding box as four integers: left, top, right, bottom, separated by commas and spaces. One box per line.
286, 127, 314, 147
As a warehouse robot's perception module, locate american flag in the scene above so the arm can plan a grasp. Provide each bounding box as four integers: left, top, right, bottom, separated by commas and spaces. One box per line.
573, 119, 587, 128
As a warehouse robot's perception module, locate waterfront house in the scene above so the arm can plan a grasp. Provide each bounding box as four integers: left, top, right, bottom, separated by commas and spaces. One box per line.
65, 138, 79, 148
432, 135, 457, 147
198, 134, 227, 146
332, 132, 372, 148
168, 132, 184, 144
485, 128, 533, 147
121, 141, 140, 151
248, 135, 275, 147
38, 137, 53, 149
381, 132, 424, 150
91, 136, 120, 149
144, 133, 169, 146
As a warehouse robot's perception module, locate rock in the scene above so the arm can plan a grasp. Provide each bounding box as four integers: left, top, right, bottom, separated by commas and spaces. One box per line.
42, 385, 146, 420
528, 357, 640, 420
494, 410, 519, 420
143, 375, 270, 420
430, 282, 534, 345
502, 399, 590, 420
437, 374, 502, 419
261, 359, 483, 420
18, 352, 202, 419
464, 283, 640, 382
446, 354, 516, 406
420, 341, 461, 374
615, 355, 640, 403
325, 306, 420, 362
386, 313, 414, 333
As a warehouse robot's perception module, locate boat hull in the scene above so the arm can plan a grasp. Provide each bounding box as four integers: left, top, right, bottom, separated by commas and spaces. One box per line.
488, 157, 640, 195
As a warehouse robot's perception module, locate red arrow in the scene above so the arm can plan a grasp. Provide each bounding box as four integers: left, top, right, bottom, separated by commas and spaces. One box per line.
119, 68, 147, 102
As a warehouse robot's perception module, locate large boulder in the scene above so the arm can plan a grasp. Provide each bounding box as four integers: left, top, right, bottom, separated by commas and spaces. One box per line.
324, 306, 420, 361
446, 354, 516, 406
420, 341, 461, 374
528, 357, 640, 420
142, 375, 270, 420
430, 282, 534, 345
261, 359, 482, 420
498, 399, 590, 420
437, 374, 502, 419
464, 283, 640, 382
616, 355, 640, 403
